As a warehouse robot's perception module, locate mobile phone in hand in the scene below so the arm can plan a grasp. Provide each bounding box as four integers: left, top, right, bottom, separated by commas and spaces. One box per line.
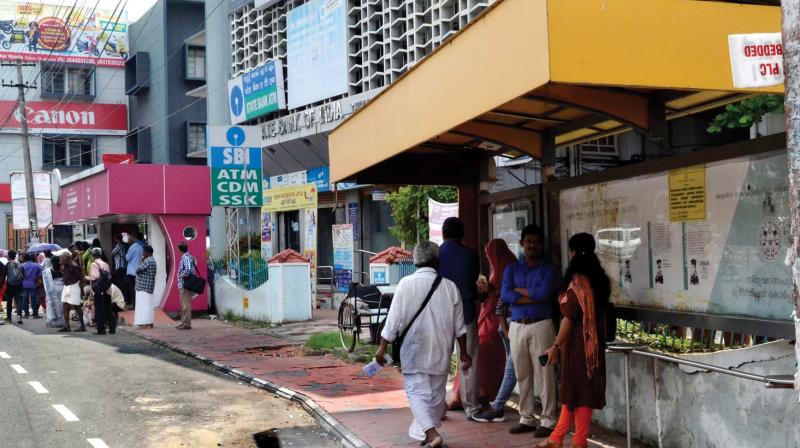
538, 354, 549, 366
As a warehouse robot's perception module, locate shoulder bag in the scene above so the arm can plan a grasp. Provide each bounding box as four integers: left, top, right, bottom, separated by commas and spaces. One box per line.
392, 275, 442, 366
183, 256, 207, 295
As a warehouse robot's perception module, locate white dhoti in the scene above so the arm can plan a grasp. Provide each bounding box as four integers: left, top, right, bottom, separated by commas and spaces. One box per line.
61, 283, 82, 306
134, 290, 154, 325
404, 373, 448, 441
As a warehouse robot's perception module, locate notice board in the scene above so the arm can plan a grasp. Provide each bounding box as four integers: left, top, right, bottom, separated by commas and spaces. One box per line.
559, 150, 792, 322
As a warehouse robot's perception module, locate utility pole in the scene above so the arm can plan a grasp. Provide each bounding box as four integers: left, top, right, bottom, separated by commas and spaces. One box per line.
1, 60, 39, 244
781, 1, 800, 391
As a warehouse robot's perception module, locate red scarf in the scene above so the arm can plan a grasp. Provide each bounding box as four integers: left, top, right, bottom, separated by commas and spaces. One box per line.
561, 274, 600, 378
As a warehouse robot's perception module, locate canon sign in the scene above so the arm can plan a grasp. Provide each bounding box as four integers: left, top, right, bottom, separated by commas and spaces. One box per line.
0, 100, 127, 136
13, 106, 96, 126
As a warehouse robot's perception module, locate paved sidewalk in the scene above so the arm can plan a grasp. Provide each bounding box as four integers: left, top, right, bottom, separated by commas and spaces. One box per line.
120, 314, 643, 448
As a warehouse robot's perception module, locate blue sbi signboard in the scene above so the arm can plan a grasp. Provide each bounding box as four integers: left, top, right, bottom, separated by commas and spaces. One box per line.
208, 126, 263, 207
228, 60, 286, 125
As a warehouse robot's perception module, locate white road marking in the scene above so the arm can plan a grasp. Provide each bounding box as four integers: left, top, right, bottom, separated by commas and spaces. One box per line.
0, 352, 10, 358
87, 438, 110, 448
28, 381, 48, 394
52, 405, 79, 422
11, 364, 27, 374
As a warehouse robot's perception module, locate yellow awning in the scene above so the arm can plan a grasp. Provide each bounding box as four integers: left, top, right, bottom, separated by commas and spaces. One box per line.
329, 0, 781, 182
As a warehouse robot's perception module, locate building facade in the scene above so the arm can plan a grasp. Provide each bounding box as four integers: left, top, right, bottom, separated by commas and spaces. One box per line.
0, 1, 130, 248
215, 0, 501, 299
126, 0, 207, 166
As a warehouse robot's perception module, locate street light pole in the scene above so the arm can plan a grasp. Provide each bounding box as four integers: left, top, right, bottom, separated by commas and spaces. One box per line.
2, 60, 39, 244
781, 1, 800, 391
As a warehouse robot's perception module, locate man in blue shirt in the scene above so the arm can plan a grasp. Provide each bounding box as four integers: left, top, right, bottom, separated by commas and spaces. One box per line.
500, 224, 557, 437
438, 217, 481, 420
125, 232, 145, 310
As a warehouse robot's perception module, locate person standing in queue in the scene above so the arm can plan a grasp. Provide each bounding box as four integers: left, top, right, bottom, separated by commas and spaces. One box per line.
112, 234, 129, 305
438, 217, 481, 421
500, 224, 558, 438
86, 248, 114, 335
125, 232, 145, 310
537, 233, 610, 448
4, 250, 22, 324
134, 245, 157, 329
21, 253, 42, 319
176, 243, 196, 330
59, 253, 86, 333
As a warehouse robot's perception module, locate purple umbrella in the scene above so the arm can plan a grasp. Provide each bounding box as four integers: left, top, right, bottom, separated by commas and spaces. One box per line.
26, 243, 62, 254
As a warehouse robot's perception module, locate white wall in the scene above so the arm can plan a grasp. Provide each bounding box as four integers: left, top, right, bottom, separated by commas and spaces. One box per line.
596, 341, 800, 448
147, 214, 169, 308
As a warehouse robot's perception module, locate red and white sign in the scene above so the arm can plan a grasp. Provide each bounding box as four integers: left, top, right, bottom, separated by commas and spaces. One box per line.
0, 52, 125, 68
102, 154, 135, 164
0, 101, 128, 136
428, 198, 459, 245
728, 33, 784, 88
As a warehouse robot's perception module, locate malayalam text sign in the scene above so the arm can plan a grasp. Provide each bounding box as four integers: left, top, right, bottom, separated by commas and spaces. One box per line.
228, 60, 286, 125
208, 126, 263, 207
728, 33, 783, 88
262, 183, 318, 212
669, 166, 706, 222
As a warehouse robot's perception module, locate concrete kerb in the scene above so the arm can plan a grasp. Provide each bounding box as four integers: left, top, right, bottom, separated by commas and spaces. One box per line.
120, 327, 370, 448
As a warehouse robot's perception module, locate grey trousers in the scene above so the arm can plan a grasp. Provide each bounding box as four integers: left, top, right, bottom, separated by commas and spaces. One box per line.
509, 319, 557, 427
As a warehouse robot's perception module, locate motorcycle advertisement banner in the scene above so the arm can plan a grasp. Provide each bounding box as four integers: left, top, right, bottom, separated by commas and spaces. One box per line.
0, 2, 128, 68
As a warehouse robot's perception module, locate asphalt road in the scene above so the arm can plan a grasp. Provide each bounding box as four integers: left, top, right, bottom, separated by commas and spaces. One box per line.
0, 317, 341, 448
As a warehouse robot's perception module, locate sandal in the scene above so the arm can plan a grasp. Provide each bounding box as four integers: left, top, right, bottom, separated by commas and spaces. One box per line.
535, 440, 562, 448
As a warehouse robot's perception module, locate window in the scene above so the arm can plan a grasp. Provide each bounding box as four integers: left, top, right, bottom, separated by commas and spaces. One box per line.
187, 122, 206, 154
42, 65, 65, 95
41, 65, 93, 96
43, 137, 94, 167
67, 67, 93, 96
579, 136, 617, 155
186, 46, 206, 80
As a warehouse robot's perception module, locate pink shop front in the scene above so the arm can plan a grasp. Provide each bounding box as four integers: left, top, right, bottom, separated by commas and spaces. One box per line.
51, 164, 211, 313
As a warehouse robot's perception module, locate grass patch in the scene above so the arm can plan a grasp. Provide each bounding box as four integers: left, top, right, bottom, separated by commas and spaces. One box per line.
304, 331, 386, 364
305, 332, 343, 350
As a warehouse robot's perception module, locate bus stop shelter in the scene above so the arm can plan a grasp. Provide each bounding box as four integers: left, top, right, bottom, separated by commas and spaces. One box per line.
51, 164, 211, 313
329, 0, 782, 251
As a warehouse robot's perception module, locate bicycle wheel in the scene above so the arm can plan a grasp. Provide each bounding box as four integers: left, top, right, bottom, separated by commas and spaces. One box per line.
338, 300, 359, 352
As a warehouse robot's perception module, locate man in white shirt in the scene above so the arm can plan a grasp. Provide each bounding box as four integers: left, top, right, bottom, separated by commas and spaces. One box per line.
375, 241, 472, 448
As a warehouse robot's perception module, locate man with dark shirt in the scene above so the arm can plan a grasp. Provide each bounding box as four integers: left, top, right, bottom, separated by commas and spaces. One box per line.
438, 217, 481, 420
500, 224, 557, 437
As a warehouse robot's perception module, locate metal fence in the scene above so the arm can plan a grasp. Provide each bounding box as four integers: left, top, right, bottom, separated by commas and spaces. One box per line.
212, 257, 270, 290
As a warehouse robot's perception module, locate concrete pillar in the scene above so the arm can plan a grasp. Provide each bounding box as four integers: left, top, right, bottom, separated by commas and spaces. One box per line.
205, 0, 232, 261
458, 182, 479, 251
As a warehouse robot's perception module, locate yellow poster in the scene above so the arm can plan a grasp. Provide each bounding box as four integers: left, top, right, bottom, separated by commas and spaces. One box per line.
262, 183, 318, 212
669, 166, 706, 222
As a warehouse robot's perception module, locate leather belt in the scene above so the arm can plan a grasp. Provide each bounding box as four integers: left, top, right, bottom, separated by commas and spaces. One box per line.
513, 317, 548, 325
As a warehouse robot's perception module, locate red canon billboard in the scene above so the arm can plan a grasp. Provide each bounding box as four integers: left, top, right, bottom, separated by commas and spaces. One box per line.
0, 101, 128, 136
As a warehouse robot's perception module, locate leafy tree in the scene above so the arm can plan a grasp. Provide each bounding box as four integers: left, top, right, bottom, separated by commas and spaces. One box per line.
707, 95, 784, 134
385, 186, 458, 246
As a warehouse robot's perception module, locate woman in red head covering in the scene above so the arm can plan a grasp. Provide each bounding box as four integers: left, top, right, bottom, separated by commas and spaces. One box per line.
449, 238, 518, 411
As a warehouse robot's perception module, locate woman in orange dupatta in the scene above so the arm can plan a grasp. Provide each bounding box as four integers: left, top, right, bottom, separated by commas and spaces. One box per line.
449, 239, 517, 410
538, 233, 610, 448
